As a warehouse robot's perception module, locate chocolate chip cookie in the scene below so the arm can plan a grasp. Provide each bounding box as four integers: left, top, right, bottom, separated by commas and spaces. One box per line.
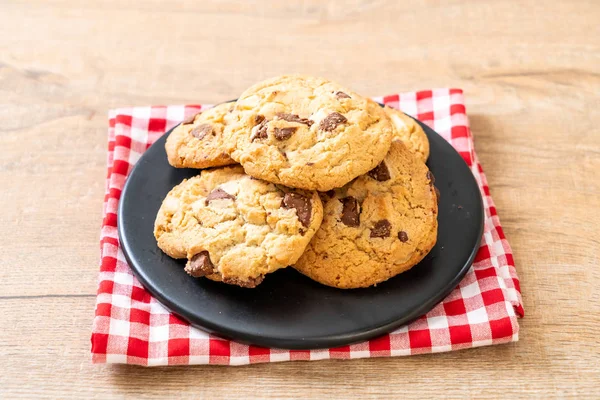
384, 105, 430, 162
154, 166, 323, 288
165, 102, 237, 169
223, 75, 394, 191
294, 141, 438, 289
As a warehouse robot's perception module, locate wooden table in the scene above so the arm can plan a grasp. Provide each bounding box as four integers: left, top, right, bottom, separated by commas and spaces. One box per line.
1, 0, 599, 398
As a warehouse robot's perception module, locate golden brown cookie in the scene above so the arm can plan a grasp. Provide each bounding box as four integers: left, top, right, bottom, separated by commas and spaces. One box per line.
165, 102, 237, 169
294, 141, 438, 289
223, 75, 393, 191
154, 166, 323, 288
384, 105, 429, 162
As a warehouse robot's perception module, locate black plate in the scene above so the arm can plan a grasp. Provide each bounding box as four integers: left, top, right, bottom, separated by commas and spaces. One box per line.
118, 115, 484, 349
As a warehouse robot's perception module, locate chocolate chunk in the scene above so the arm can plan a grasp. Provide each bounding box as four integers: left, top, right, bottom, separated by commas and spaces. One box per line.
340, 196, 360, 227
281, 192, 312, 227
370, 219, 391, 238
274, 127, 297, 140
185, 251, 214, 277
319, 112, 347, 132
222, 275, 265, 288
335, 91, 351, 99
368, 161, 391, 181
306, 162, 315, 166
191, 123, 213, 139
205, 188, 235, 205
182, 112, 200, 125
276, 113, 314, 126
251, 119, 268, 141
398, 231, 409, 242
254, 114, 265, 125
325, 190, 336, 198
427, 171, 435, 185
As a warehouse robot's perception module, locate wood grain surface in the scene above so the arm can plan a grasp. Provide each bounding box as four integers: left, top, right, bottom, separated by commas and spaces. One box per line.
1, 0, 599, 398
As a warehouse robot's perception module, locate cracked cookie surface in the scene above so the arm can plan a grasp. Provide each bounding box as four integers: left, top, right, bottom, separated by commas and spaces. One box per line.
294, 141, 438, 289
384, 105, 430, 162
223, 75, 393, 191
165, 102, 237, 169
154, 166, 323, 288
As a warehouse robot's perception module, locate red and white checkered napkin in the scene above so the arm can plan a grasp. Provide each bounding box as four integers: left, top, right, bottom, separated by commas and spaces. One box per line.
91, 89, 523, 366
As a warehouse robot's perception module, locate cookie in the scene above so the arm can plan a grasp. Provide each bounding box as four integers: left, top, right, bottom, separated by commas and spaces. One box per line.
154, 166, 323, 288
223, 75, 393, 191
384, 105, 430, 162
294, 141, 438, 289
165, 102, 237, 169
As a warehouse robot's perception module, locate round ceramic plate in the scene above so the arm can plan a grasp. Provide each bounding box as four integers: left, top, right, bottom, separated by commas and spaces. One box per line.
118, 114, 484, 349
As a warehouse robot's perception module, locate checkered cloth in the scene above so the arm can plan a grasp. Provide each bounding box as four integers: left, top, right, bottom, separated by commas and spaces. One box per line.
91, 89, 523, 366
